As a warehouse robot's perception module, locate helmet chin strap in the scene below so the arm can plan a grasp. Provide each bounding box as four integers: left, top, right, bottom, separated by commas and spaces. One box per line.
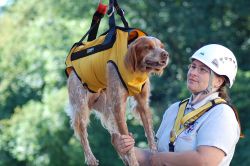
191, 70, 215, 105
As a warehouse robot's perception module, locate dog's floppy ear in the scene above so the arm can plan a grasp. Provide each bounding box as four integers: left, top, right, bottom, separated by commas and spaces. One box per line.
125, 41, 138, 72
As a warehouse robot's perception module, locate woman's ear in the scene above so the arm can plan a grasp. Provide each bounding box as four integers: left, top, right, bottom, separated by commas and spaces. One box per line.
214, 75, 225, 89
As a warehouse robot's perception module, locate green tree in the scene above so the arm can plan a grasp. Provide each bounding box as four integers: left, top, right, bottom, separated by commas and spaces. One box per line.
0, 0, 249, 165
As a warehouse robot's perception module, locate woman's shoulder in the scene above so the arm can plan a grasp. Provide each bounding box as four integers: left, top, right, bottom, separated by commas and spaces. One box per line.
202, 102, 239, 132
209, 102, 235, 118
166, 101, 182, 112
162, 100, 183, 118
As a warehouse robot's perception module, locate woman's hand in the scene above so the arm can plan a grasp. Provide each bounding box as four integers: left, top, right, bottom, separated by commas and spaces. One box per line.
111, 133, 135, 155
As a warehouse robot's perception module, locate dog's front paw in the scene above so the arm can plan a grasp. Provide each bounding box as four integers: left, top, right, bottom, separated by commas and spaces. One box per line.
150, 148, 157, 154
150, 144, 158, 154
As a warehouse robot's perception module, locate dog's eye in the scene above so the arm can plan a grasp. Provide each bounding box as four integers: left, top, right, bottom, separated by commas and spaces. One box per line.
144, 45, 152, 50
160, 43, 165, 49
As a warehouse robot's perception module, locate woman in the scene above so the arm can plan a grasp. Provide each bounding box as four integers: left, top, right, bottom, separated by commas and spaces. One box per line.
112, 44, 243, 166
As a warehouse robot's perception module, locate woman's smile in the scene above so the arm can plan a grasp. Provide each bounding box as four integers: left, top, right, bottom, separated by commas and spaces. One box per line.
188, 77, 198, 83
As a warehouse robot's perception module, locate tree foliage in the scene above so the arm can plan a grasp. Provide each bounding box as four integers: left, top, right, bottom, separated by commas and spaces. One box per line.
0, 0, 249, 165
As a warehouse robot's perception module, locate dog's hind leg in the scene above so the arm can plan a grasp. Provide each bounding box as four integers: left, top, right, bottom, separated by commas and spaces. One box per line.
67, 72, 99, 166
134, 80, 157, 152
106, 63, 139, 166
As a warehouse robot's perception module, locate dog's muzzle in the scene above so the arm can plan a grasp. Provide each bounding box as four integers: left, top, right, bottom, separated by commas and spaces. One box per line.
159, 50, 169, 65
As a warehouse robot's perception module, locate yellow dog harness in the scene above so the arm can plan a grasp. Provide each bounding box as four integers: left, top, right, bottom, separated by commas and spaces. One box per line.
65, 28, 147, 96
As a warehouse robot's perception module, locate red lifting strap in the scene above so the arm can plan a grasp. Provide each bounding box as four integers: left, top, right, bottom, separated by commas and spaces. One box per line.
97, 1, 108, 15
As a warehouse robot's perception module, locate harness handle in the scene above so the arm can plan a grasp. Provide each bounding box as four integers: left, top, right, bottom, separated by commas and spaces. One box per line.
79, 0, 128, 44
86, 1, 108, 42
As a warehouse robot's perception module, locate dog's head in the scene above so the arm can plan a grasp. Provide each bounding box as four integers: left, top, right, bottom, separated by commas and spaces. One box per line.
125, 36, 169, 75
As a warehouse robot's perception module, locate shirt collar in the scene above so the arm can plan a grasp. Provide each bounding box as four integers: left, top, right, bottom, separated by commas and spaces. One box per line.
186, 92, 220, 110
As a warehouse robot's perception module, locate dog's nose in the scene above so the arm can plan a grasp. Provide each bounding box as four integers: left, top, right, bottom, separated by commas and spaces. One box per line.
159, 51, 169, 65
161, 51, 169, 60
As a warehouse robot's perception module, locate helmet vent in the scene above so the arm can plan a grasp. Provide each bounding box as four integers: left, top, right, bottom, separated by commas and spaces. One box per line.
212, 59, 219, 68
199, 52, 205, 56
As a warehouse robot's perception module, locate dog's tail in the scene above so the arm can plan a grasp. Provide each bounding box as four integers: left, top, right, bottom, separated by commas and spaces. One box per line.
65, 102, 74, 127
65, 102, 82, 139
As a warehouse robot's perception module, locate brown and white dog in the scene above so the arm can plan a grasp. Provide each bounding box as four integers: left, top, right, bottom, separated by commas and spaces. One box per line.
66, 36, 169, 166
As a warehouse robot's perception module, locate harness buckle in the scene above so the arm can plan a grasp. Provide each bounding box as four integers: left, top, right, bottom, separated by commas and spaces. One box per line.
184, 122, 189, 128
169, 142, 175, 152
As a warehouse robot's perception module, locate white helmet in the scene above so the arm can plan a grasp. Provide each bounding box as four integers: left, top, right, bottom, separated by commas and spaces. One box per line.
191, 44, 237, 88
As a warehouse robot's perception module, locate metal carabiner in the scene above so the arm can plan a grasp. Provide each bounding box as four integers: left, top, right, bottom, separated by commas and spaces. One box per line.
107, 6, 114, 17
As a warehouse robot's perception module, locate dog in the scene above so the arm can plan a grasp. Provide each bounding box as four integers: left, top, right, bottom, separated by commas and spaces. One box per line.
66, 36, 169, 165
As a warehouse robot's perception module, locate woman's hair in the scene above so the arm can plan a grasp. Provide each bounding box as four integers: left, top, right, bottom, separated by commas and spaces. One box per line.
218, 84, 231, 103
218, 81, 244, 138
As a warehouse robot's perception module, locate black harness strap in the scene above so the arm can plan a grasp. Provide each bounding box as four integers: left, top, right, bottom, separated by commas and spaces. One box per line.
78, 0, 128, 45
78, 3, 107, 44
114, 0, 129, 28
87, 9, 106, 42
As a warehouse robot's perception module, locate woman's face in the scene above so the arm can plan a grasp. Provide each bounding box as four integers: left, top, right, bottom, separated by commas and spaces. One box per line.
187, 60, 211, 94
